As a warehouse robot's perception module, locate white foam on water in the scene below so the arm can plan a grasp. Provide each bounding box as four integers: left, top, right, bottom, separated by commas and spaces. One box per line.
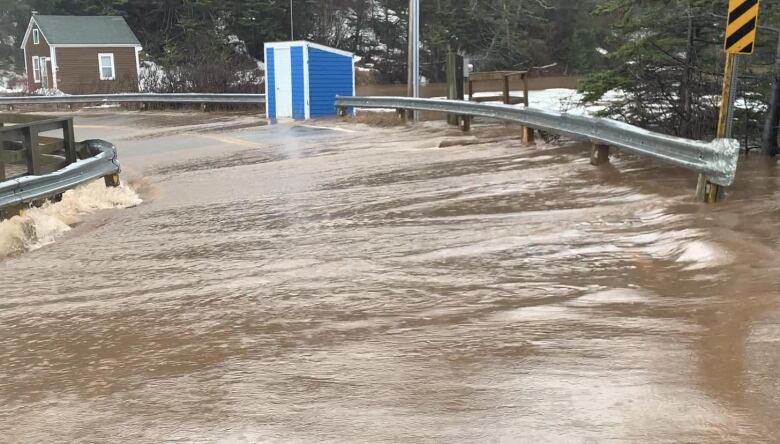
0, 180, 142, 258
675, 239, 735, 270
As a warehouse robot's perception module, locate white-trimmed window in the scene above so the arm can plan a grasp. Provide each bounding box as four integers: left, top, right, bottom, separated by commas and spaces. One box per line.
32, 56, 41, 83
98, 53, 115, 80
33, 29, 40, 45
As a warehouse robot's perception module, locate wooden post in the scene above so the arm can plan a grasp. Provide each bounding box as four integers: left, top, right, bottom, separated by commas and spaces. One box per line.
468, 79, 474, 101
201, 103, 208, 112
337, 106, 347, 117
522, 127, 535, 144
522, 73, 529, 107
396, 108, 407, 120
0, 204, 24, 220
699, 52, 738, 203
446, 50, 464, 125
104, 173, 120, 188
22, 126, 41, 175
63, 119, 77, 165
590, 144, 610, 165
459, 115, 471, 132
503, 75, 510, 104
0, 145, 5, 182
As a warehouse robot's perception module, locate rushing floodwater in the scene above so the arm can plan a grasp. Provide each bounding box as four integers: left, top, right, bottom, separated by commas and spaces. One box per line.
0, 112, 779, 442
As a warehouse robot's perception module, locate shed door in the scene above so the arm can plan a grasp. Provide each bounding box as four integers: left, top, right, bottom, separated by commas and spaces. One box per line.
274, 48, 293, 118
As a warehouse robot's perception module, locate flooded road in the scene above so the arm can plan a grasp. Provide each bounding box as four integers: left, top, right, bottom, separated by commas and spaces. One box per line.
1, 111, 779, 442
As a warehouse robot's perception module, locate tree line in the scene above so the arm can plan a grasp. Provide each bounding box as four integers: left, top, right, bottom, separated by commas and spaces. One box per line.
0, 0, 778, 152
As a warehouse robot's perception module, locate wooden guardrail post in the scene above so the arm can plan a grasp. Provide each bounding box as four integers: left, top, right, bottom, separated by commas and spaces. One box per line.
458, 115, 471, 132
522, 127, 535, 144
446, 50, 465, 125
0, 146, 5, 183
63, 119, 77, 165
22, 126, 42, 175
590, 144, 610, 165
0, 121, 5, 181
104, 173, 121, 187
522, 73, 529, 107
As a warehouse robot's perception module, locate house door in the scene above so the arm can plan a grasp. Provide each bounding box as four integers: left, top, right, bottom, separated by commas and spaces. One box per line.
273, 48, 293, 119
39, 59, 49, 89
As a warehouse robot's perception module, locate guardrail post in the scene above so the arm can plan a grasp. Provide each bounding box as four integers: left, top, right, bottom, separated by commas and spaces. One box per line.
695, 176, 723, 203
337, 106, 348, 117
104, 173, 120, 188
590, 144, 610, 165
63, 119, 77, 165
0, 127, 6, 181
22, 126, 42, 175
0, 149, 5, 182
522, 127, 535, 144
522, 74, 530, 107
0, 204, 24, 220
396, 108, 407, 120
201, 103, 208, 112
458, 115, 471, 132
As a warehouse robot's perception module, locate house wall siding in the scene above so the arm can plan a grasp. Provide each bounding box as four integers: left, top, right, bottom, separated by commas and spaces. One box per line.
308, 48, 353, 117
24, 24, 53, 91
55, 46, 138, 94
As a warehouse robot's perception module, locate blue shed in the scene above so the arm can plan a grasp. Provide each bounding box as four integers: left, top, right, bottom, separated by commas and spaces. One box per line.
264, 41, 355, 121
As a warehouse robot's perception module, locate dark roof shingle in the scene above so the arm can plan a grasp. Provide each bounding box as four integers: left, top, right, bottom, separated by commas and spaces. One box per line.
33, 15, 141, 45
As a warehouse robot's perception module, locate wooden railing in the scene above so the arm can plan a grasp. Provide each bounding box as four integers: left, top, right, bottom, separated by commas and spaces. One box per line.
0, 114, 77, 181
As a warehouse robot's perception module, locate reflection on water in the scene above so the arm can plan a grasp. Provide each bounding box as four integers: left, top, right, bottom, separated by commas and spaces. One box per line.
0, 116, 779, 442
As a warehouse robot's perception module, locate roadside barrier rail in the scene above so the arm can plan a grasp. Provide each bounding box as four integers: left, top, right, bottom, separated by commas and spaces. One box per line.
1, 114, 120, 218
335, 96, 740, 188
0, 93, 266, 108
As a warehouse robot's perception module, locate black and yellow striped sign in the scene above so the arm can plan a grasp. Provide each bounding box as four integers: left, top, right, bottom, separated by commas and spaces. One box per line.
725, 0, 760, 54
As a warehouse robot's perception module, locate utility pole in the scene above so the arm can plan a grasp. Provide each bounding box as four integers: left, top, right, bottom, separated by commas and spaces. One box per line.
407, 0, 420, 119
290, 0, 294, 40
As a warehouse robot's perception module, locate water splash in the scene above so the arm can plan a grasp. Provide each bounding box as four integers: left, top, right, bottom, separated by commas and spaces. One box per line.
0, 179, 142, 258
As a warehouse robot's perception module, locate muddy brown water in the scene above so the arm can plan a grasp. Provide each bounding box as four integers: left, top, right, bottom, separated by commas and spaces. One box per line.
0, 112, 779, 442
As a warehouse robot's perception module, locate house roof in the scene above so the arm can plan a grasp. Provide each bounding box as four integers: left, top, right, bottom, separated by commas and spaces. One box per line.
30, 15, 141, 46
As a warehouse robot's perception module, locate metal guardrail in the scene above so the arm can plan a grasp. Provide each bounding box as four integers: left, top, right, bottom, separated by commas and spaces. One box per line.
336, 96, 741, 187
0, 93, 266, 106
1, 114, 120, 218
0, 140, 120, 215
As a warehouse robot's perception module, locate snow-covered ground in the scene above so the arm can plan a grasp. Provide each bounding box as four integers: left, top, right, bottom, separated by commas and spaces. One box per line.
420, 88, 625, 116
522, 88, 624, 115
0, 69, 25, 94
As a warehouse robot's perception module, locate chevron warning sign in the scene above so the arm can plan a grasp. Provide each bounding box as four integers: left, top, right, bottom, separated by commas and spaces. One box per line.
725, 0, 761, 54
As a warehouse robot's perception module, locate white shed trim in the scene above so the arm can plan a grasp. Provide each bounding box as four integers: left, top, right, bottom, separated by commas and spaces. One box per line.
303, 45, 311, 119
264, 40, 354, 58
